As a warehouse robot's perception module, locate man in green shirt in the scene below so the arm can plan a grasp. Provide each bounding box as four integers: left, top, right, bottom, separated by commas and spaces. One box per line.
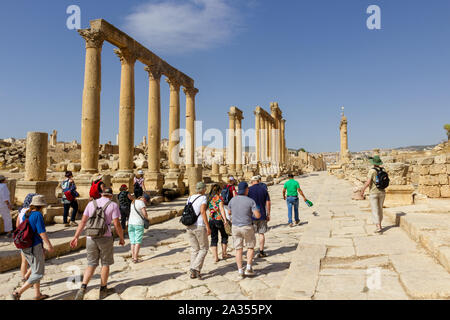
283, 174, 308, 227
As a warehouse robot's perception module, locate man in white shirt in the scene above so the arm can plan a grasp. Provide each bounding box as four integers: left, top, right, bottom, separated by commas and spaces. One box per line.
186, 181, 211, 279
0, 176, 13, 237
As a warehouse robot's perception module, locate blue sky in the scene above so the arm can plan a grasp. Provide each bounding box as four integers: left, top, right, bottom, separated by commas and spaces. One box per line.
0, 0, 449, 153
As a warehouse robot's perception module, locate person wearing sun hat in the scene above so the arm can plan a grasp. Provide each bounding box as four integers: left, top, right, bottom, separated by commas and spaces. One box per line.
359, 155, 386, 233
11, 195, 54, 300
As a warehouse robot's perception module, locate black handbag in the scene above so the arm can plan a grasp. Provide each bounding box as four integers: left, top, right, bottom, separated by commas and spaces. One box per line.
133, 202, 150, 229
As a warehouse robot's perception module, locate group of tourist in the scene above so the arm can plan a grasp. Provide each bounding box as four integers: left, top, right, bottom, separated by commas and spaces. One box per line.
4, 155, 387, 300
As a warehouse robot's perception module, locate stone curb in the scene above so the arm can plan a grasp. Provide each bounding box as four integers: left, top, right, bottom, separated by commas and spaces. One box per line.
384, 209, 450, 273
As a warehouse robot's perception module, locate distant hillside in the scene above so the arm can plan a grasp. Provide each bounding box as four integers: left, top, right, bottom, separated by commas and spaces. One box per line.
393, 144, 437, 151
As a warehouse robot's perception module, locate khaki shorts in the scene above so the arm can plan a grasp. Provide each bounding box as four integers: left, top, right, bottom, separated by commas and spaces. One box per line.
232, 225, 256, 250
253, 220, 268, 234
87, 237, 114, 267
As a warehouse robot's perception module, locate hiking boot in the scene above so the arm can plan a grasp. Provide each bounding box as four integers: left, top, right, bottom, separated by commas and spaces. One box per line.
69, 221, 78, 227
99, 287, 115, 300
74, 287, 86, 300
258, 250, 268, 258
244, 267, 256, 277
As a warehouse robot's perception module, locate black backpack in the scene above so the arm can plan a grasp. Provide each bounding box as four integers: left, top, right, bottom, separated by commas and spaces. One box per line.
221, 185, 233, 205
374, 167, 390, 190
134, 181, 143, 198
180, 195, 202, 226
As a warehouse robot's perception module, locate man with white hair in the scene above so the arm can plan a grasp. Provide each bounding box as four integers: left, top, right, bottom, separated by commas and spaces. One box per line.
248, 176, 271, 258
0, 175, 13, 237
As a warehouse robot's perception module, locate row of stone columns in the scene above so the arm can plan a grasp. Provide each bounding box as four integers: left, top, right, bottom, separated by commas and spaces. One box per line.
78, 29, 198, 193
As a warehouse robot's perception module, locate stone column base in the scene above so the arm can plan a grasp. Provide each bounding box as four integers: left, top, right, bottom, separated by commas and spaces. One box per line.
211, 174, 222, 183
112, 172, 134, 194
164, 171, 186, 195
187, 166, 203, 196
16, 181, 59, 205
145, 172, 164, 195
385, 185, 415, 207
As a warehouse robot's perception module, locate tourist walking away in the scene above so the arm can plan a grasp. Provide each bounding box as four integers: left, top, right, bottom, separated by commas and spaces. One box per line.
0, 175, 13, 237
70, 188, 125, 300
16, 193, 37, 283
186, 182, 211, 279
61, 171, 79, 227
248, 176, 271, 258
133, 170, 146, 198
223, 176, 237, 204
359, 155, 389, 233
11, 195, 54, 300
89, 175, 105, 200
118, 184, 134, 230
228, 181, 261, 278
206, 184, 231, 263
283, 174, 308, 227
128, 193, 151, 263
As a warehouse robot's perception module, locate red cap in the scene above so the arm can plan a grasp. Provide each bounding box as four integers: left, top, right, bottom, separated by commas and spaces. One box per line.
120, 184, 128, 189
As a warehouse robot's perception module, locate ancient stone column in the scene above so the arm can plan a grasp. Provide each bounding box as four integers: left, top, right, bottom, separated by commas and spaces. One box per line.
184, 87, 198, 168
50, 130, 57, 147
236, 114, 243, 175
211, 161, 221, 183
254, 107, 261, 164
260, 115, 266, 163
115, 48, 136, 173
167, 78, 181, 171
164, 78, 185, 193
145, 65, 164, 192
227, 109, 236, 174
78, 30, 104, 173
25, 132, 48, 182
281, 119, 286, 164
339, 108, 349, 164
266, 119, 272, 162
16, 132, 58, 205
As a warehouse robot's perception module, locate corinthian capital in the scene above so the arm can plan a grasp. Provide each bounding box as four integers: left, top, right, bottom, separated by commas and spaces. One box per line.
78, 29, 105, 49
183, 87, 199, 98
144, 65, 162, 81
166, 78, 181, 92
114, 48, 137, 65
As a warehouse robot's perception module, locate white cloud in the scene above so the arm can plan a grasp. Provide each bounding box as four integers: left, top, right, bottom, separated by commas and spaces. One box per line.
122, 0, 242, 54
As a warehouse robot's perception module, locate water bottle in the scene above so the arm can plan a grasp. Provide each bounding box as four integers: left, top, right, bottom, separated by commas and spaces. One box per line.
305, 200, 313, 207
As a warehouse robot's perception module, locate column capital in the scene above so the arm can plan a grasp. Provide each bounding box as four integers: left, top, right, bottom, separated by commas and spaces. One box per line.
166, 78, 181, 92
78, 29, 105, 49
114, 48, 137, 65
144, 65, 162, 81
183, 87, 199, 98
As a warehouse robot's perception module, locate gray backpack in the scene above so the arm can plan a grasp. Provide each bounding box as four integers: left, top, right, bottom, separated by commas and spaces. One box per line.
85, 200, 111, 238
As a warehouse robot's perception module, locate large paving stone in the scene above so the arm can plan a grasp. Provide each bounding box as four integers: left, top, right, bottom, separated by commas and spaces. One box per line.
326, 246, 355, 258
206, 280, 241, 296
353, 232, 417, 257
146, 279, 191, 298
389, 253, 450, 299
239, 278, 269, 296
120, 286, 148, 300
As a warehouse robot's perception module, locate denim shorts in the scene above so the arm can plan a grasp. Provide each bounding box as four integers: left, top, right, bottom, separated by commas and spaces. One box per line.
128, 224, 145, 245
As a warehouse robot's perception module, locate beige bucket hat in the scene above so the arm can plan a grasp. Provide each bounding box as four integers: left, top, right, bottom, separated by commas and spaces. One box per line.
30, 195, 48, 207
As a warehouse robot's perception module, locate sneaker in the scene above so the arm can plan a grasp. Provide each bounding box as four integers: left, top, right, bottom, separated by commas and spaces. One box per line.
244, 267, 255, 277
289, 223, 294, 228
258, 251, 268, 258
69, 221, 78, 227
64, 223, 70, 227
74, 287, 86, 300
295, 220, 301, 225
238, 269, 245, 279
99, 287, 115, 300
189, 269, 197, 279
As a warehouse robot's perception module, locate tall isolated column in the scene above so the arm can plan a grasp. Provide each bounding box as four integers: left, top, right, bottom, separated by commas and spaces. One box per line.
184, 87, 198, 168
115, 48, 136, 173
235, 115, 243, 175
25, 132, 48, 181
340, 107, 349, 163
78, 29, 104, 173
167, 78, 181, 171
227, 110, 236, 174
254, 107, 261, 164
281, 119, 286, 164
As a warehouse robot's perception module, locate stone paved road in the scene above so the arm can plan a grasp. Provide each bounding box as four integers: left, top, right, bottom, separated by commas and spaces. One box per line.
1, 172, 449, 300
